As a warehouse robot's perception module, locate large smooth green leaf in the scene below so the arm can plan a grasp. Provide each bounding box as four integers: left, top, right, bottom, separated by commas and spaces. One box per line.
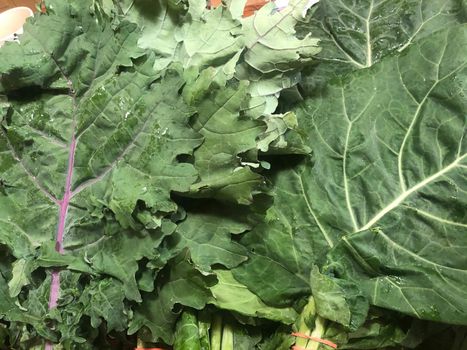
310, 266, 368, 331
322, 312, 407, 349
301, 25, 467, 323
232, 158, 332, 307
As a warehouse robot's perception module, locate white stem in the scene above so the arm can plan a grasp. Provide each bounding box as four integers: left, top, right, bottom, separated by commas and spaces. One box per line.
308, 316, 327, 350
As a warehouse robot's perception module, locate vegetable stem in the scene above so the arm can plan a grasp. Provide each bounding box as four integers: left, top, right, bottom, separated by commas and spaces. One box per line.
295, 297, 328, 349
210, 314, 223, 350
308, 316, 327, 350
221, 322, 234, 350
295, 297, 317, 348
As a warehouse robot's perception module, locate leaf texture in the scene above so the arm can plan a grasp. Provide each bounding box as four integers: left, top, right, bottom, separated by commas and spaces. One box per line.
0, 0, 202, 343
234, 24, 467, 326
298, 0, 466, 92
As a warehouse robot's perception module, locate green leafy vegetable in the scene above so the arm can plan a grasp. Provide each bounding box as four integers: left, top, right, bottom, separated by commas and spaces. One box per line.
234, 21, 467, 348
304, 24, 467, 324
297, 0, 466, 92
1, 0, 466, 348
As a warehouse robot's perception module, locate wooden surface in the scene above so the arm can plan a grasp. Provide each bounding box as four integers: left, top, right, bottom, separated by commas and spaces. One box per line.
210, 0, 269, 17
0, 0, 37, 13
1, 0, 267, 17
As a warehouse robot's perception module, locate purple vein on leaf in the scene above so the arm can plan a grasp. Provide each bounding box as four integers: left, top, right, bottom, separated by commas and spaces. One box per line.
42, 53, 78, 350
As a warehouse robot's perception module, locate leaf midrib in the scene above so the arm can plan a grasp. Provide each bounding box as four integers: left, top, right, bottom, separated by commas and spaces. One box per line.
360, 153, 466, 231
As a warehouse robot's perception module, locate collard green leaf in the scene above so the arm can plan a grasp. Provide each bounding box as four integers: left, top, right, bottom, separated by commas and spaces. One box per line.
231, 323, 262, 350
232, 158, 333, 307
298, 25, 467, 323
298, 0, 466, 92
257, 327, 295, 350
310, 266, 369, 331
412, 326, 467, 350
323, 312, 407, 349
210, 270, 298, 324
174, 309, 203, 350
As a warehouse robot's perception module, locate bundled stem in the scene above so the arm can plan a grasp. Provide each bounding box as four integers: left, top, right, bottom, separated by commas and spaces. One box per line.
295, 297, 328, 350
210, 314, 223, 350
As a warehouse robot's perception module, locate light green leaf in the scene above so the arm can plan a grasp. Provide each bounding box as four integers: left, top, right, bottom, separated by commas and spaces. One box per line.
310, 266, 369, 331
125, 0, 320, 114
257, 111, 311, 155
179, 0, 243, 70
174, 309, 202, 350
125, 0, 185, 71
237, 0, 321, 114
8, 258, 34, 297
210, 270, 299, 324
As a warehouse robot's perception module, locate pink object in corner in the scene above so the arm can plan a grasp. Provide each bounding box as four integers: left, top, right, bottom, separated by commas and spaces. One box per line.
0, 6, 33, 47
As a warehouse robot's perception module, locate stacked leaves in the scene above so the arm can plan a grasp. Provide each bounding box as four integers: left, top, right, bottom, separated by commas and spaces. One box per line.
0, 0, 466, 349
